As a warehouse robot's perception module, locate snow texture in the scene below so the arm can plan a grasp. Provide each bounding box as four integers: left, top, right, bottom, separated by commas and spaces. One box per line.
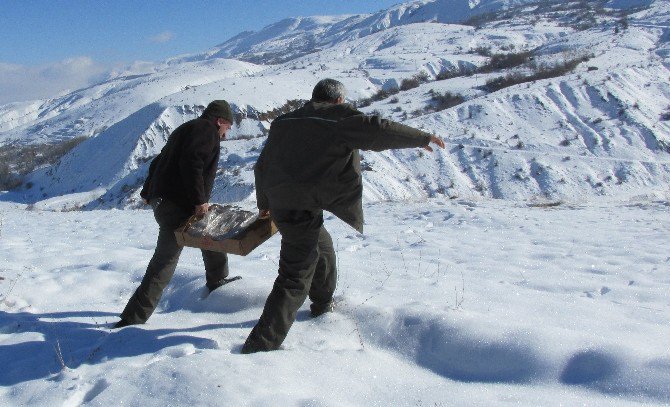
1, 198, 669, 405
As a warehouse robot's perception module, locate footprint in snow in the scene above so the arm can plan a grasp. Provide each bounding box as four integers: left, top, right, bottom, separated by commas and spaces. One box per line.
148, 340, 220, 365
81, 379, 111, 404
345, 243, 369, 252
97, 263, 115, 271
62, 377, 110, 407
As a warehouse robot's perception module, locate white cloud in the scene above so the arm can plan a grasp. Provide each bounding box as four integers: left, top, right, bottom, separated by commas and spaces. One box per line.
149, 31, 174, 43
0, 57, 109, 105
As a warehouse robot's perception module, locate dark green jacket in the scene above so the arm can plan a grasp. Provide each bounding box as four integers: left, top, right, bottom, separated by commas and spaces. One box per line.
140, 116, 220, 211
254, 101, 431, 232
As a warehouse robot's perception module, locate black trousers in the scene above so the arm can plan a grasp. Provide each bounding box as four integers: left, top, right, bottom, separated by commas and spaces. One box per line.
120, 199, 229, 324
243, 209, 337, 353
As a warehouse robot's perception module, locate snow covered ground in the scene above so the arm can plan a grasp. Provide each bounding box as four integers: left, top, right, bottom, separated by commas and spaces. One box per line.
1, 197, 669, 406
1, 0, 669, 405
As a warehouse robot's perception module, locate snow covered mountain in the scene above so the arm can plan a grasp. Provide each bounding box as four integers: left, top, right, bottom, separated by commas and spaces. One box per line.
0, 0, 669, 211
188, 0, 536, 64
189, 0, 658, 64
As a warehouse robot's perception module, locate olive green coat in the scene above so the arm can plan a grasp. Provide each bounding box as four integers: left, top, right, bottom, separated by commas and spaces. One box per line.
254, 101, 432, 232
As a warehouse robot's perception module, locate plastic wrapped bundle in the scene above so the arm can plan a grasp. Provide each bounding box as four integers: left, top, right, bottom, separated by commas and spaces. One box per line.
188, 205, 257, 240
175, 204, 277, 255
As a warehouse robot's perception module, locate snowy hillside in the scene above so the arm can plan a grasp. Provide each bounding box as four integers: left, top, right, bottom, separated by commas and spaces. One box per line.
0, 0, 669, 211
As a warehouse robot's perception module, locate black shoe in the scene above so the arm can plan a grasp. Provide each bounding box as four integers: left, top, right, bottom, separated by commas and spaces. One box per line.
206, 276, 242, 293
241, 334, 280, 354
112, 319, 133, 329
240, 343, 259, 354
241, 337, 266, 354
310, 301, 334, 318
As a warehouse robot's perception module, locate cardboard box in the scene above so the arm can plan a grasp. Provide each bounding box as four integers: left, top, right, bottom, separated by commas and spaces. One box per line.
174, 205, 277, 256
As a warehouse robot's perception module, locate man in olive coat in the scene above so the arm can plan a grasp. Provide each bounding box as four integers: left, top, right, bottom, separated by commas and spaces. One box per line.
114, 100, 235, 328
242, 79, 445, 353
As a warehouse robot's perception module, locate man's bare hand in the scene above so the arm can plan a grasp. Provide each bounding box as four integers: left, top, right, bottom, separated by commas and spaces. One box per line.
142, 198, 149, 205
259, 209, 271, 219
194, 203, 210, 217
423, 135, 446, 152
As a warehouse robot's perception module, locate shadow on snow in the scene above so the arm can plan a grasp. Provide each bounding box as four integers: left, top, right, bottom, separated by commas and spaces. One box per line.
0, 310, 250, 386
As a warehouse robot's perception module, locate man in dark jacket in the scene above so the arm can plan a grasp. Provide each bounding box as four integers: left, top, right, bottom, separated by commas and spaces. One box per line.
242, 79, 445, 353
114, 100, 235, 328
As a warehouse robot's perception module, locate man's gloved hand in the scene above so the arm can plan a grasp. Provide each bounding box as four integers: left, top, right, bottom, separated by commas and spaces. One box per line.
194, 203, 210, 217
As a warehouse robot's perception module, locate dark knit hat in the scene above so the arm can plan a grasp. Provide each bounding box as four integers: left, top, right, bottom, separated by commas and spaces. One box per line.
203, 100, 233, 123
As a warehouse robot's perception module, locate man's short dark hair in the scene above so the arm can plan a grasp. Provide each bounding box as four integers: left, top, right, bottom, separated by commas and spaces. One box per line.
311, 79, 346, 102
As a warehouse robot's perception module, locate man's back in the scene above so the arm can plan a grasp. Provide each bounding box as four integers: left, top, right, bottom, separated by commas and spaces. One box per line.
143, 117, 220, 210
261, 102, 360, 184
255, 101, 431, 232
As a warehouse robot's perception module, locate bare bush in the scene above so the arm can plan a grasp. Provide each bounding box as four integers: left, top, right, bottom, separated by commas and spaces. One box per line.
0, 136, 87, 190
400, 77, 421, 91
255, 99, 306, 121
483, 73, 527, 93
436, 66, 476, 81
354, 87, 400, 108
426, 90, 465, 112
464, 12, 498, 29
573, 13, 598, 31
618, 16, 629, 30
660, 106, 670, 121
478, 51, 534, 73
233, 112, 245, 126
234, 134, 265, 140
356, 99, 372, 108
400, 72, 430, 91
483, 54, 591, 93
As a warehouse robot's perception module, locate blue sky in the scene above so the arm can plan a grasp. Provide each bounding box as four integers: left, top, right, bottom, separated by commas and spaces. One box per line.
0, 0, 401, 103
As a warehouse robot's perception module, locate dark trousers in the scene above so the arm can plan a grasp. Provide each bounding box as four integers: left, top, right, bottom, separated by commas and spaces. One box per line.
243, 209, 336, 353
120, 199, 229, 324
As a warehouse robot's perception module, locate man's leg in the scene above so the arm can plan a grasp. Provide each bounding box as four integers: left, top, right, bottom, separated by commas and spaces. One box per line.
119, 200, 189, 325
242, 209, 322, 353
309, 226, 337, 317
202, 249, 229, 290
